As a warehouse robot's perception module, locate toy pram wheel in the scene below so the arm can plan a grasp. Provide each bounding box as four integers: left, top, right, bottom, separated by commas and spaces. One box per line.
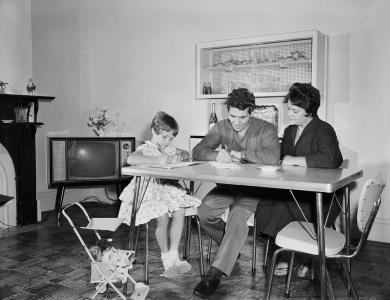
95, 283, 107, 294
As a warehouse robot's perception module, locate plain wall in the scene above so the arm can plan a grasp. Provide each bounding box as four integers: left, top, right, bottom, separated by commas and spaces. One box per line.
1, 0, 389, 242
0, 0, 32, 91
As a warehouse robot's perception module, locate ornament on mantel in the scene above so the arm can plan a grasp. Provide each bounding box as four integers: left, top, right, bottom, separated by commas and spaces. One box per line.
0, 81, 8, 93
26, 78, 36, 95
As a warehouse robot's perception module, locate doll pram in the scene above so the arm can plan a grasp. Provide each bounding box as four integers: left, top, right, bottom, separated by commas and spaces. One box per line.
62, 202, 149, 300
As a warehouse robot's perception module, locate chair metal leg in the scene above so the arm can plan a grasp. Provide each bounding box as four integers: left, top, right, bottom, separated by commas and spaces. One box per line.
183, 215, 191, 260
264, 236, 270, 269
310, 257, 315, 282
264, 247, 284, 300
207, 237, 212, 262
56, 185, 65, 227
284, 251, 295, 297
252, 216, 257, 275
144, 223, 149, 285
341, 259, 359, 299
326, 268, 337, 300
194, 216, 205, 277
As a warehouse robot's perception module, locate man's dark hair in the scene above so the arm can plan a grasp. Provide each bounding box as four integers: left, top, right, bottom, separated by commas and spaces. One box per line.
285, 82, 320, 117
225, 88, 256, 113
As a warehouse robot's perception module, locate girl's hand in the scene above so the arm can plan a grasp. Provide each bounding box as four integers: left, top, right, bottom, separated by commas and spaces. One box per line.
158, 154, 170, 165
171, 154, 183, 163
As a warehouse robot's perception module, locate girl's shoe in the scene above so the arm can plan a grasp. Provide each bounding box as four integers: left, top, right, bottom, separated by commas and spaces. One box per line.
161, 266, 181, 278
169, 250, 192, 274
173, 259, 192, 274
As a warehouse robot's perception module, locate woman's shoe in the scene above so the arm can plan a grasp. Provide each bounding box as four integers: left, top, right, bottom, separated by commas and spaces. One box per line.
297, 263, 310, 278
273, 261, 288, 276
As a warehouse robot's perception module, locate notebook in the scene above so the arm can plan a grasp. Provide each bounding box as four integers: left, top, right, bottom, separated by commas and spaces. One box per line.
146, 161, 202, 169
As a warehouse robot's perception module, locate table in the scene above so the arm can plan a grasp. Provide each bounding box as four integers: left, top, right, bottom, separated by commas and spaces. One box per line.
122, 162, 363, 299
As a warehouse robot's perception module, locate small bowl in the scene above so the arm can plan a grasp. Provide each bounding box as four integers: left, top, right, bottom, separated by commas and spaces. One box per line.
257, 165, 281, 173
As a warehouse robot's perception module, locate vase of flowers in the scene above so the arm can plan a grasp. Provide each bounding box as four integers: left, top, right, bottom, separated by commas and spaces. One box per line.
87, 108, 114, 136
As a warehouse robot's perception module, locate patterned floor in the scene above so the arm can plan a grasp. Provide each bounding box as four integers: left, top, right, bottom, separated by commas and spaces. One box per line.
0, 201, 390, 299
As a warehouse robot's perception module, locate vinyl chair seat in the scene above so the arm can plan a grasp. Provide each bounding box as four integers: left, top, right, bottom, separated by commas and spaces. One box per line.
275, 221, 346, 256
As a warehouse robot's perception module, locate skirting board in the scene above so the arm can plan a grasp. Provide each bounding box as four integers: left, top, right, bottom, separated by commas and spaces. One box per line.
368, 217, 390, 244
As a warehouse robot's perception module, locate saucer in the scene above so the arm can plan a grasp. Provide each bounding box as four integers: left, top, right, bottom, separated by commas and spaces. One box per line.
257, 165, 281, 173
1, 120, 13, 123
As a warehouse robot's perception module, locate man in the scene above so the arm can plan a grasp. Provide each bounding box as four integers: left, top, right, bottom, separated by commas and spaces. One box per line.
192, 88, 280, 298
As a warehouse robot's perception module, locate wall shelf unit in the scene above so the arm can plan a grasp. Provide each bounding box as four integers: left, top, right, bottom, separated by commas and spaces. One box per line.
196, 30, 326, 99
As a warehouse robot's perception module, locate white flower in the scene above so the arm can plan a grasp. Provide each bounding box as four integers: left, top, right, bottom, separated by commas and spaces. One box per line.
87, 108, 115, 130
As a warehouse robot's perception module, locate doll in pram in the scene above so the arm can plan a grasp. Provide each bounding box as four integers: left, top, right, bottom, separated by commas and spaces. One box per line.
62, 202, 149, 300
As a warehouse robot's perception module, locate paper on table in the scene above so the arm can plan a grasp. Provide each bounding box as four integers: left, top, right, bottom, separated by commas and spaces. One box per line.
81, 218, 125, 231
209, 162, 241, 169
146, 161, 202, 169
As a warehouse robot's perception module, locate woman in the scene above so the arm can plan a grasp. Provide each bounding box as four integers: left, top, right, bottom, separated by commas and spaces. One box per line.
255, 82, 343, 276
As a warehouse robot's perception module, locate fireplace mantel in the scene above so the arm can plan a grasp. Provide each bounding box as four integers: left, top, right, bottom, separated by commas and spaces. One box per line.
0, 93, 55, 225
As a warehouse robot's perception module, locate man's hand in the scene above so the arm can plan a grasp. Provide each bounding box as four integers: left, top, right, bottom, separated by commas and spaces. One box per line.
216, 148, 232, 163
230, 150, 242, 162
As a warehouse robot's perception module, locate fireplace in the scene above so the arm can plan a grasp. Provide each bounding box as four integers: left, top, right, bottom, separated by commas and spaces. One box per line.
0, 93, 54, 226
0, 143, 17, 228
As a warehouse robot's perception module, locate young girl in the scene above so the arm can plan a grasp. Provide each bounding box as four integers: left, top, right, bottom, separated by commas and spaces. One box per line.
118, 111, 201, 277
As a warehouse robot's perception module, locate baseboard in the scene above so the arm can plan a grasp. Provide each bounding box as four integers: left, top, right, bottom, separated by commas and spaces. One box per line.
369, 217, 390, 243
37, 187, 118, 212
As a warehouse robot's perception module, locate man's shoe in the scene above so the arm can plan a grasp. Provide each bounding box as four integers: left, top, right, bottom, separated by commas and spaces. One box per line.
193, 266, 223, 298
193, 277, 220, 299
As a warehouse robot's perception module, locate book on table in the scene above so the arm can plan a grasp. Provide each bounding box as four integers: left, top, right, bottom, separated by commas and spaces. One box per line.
146, 161, 203, 169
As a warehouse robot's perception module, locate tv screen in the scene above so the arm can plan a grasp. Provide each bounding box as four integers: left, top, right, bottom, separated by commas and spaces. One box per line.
67, 141, 117, 179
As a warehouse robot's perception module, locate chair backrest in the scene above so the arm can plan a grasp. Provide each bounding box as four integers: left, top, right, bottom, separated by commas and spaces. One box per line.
356, 174, 386, 232
189, 135, 204, 160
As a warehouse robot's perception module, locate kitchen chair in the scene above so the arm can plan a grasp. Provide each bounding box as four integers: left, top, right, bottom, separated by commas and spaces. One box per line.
206, 208, 258, 275
133, 207, 204, 284
264, 175, 386, 300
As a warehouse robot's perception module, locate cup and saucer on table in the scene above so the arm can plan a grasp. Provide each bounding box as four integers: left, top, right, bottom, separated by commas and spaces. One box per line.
257, 165, 281, 174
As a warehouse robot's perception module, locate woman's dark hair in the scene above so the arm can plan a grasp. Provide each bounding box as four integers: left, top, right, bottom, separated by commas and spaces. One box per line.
285, 82, 320, 117
151, 111, 179, 136
225, 88, 256, 114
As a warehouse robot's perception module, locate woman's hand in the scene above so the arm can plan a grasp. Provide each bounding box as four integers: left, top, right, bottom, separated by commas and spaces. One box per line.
282, 155, 307, 167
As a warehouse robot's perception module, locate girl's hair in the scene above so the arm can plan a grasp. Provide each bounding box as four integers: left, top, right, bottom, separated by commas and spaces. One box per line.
151, 111, 179, 136
285, 82, 320, 117
225, 88, 256, 114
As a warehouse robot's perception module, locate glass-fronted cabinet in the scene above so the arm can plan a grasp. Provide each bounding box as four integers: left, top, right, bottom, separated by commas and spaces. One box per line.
196, 30, 326, 99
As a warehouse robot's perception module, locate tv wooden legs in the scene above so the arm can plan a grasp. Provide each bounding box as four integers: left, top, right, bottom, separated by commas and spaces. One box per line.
55, 185, 65, 227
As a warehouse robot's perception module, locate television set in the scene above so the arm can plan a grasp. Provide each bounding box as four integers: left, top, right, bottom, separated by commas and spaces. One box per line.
47, 136, 135, 188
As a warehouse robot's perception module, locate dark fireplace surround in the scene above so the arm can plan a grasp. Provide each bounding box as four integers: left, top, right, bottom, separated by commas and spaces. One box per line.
0, 94, 54, 225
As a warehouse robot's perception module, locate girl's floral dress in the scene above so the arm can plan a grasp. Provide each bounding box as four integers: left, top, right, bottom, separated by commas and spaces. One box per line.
118, 141, 201, 226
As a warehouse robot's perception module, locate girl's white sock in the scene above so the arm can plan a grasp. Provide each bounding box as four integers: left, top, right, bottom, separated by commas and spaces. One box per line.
169, 250, 180, 263
161, 251, 173, 270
